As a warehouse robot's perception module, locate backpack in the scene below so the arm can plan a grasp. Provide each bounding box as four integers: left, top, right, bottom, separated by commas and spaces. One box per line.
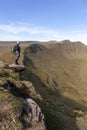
11, 45, 16, 53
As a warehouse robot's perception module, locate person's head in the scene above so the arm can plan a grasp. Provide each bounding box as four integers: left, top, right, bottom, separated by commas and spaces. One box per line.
17, 41, 20, 45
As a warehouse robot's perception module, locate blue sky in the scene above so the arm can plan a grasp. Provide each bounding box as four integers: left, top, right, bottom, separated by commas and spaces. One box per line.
0, 0, 87, 44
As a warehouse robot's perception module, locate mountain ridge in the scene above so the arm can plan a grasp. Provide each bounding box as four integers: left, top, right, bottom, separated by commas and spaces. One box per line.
1, 40, 87, 130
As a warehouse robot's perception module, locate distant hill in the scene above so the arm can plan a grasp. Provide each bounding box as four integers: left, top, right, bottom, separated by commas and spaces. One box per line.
0, 41, 38, 45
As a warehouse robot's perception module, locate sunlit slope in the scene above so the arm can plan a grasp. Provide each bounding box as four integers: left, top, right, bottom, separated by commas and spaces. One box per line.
24, 41, 87, 106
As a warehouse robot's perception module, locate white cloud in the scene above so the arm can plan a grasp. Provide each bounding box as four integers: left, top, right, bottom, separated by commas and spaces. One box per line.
0, 22, 87, 45
0, 23, 58, 35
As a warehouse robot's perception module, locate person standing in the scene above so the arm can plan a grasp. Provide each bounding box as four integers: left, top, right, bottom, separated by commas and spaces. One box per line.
15, 41, 21, 65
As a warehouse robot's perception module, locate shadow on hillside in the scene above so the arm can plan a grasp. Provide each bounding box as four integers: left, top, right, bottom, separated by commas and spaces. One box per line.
23, 56, 36, 69
23, 65, 84, 130
22, 67, 83, 130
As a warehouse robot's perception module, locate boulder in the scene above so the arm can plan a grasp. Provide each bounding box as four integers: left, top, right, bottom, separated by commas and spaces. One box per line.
25, 98, 44, 123
5, 63, 25, 72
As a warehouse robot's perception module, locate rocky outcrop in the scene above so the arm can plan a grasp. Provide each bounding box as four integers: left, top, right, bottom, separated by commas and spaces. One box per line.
0, 63, 46, 130
23, 98, 46, 130
25, 98, 44, 123
5, 63, 25, 72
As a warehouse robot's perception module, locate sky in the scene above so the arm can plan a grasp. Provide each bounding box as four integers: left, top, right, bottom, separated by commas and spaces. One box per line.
0, 0, 87, 44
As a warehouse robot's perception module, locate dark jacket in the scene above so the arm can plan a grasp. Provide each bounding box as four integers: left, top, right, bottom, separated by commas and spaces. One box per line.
15, 45, 21, 53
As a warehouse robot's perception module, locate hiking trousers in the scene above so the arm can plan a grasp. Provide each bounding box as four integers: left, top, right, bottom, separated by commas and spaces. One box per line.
15, 53, 20, 64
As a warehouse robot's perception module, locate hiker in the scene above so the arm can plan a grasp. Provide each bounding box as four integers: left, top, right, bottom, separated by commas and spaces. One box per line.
15, 41, 21, 65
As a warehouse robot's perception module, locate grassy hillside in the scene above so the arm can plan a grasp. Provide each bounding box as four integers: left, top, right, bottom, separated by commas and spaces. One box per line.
1, 41, 87, 130
23, 41, 87, 105
22, 41, 87, 130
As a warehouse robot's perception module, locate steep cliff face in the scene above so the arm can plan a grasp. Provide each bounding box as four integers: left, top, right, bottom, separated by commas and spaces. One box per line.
0, 62, 46, 130
23, 41, 87, 130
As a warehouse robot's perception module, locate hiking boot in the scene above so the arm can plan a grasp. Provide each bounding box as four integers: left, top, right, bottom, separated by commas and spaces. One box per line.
15, 60, 19, 65
15, 62, 20, 65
